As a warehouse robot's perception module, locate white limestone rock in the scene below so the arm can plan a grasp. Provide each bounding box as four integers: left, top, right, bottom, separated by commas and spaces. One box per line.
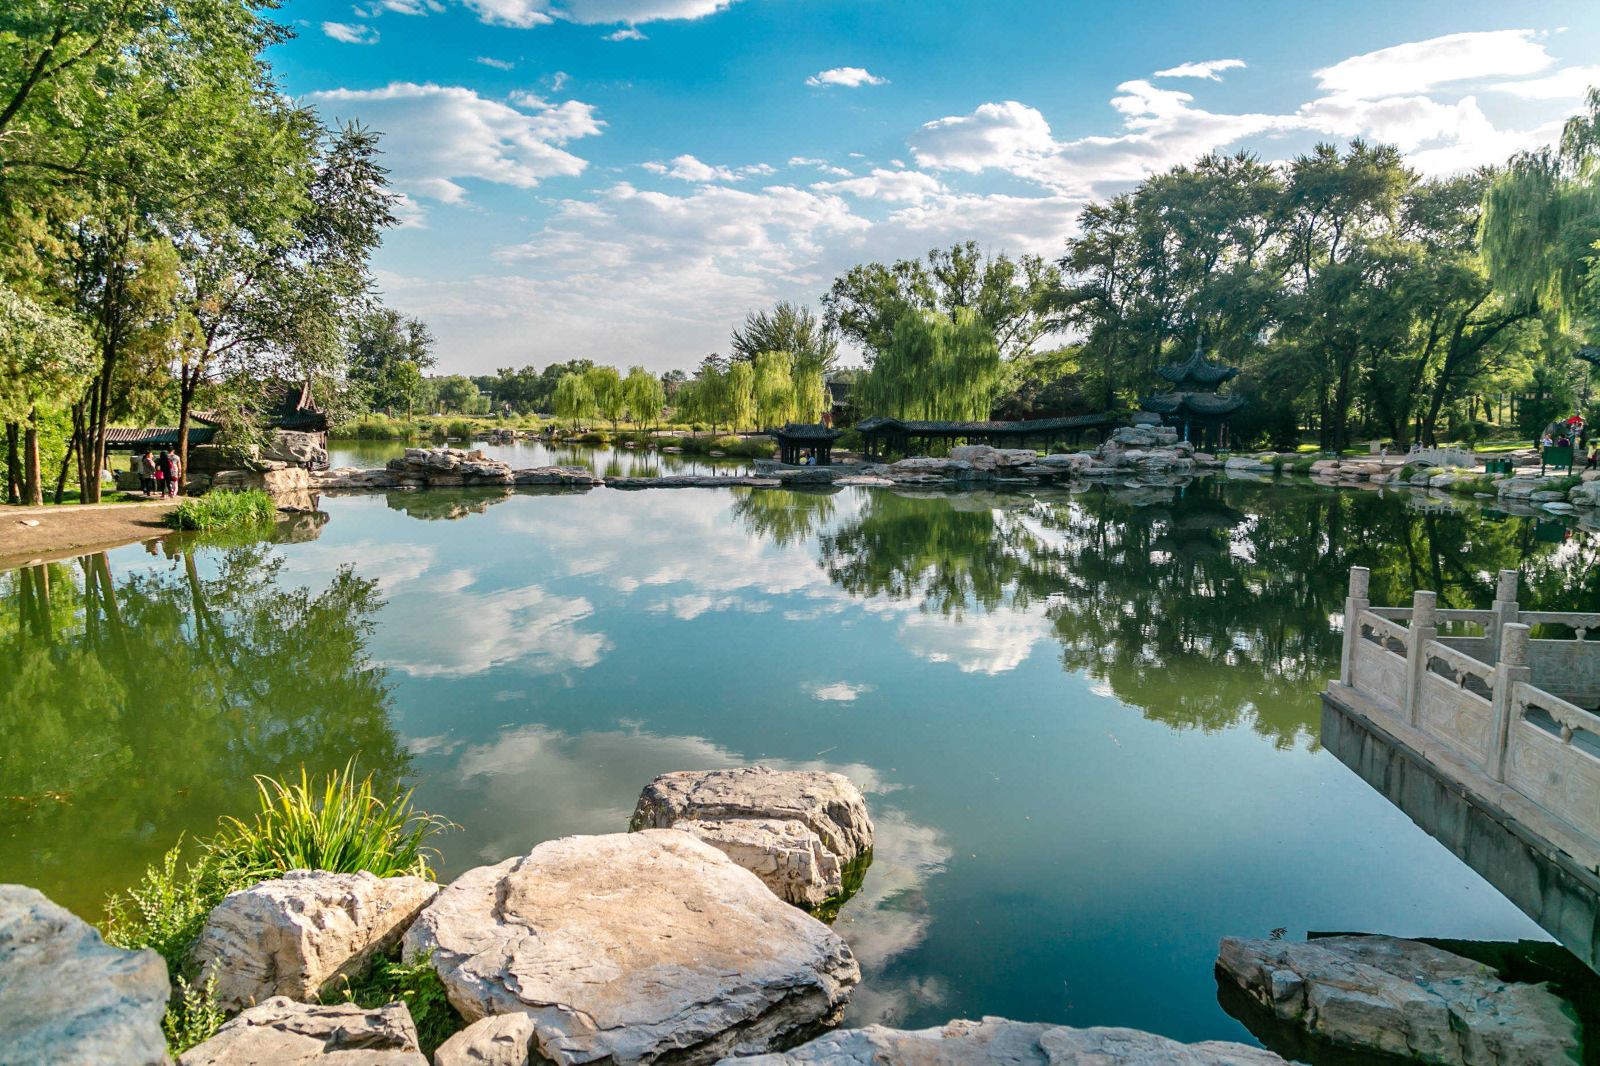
1216, 935, 1581, 1066
669, 817, 842, 908
0, 884, 170, 1066
511, 466, 602, 487
193, 870, 439, 1010
728, 1017, 1287, 1064
403, 831, 859, 1065
1571, 479, 1600, 507
631, 766, 873, 865
178, 997, 427, 1065
433, 1014, 538, 1066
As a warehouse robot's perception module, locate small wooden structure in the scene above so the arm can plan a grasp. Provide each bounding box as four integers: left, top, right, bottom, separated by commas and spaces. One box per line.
770, 423, 844, 465
104, 382, 328, 453
853, 412, 1125, 460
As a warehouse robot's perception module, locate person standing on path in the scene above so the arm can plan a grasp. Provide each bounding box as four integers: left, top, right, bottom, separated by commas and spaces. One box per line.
139, 450, 157, 496
166, 450, 182, 497
157, 450, 174, 498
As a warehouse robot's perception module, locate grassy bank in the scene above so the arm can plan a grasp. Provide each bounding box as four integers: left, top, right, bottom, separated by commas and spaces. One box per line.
164, 490, 277, 531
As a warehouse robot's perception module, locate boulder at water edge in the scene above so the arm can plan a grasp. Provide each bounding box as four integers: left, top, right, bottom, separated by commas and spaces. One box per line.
178, 997, 427, 1065
192, 870, 439, 1010
726, 1017, 1287, 1064
629, 767, 873, 908
433, 1014, 538, 1066
402, 831, 860, 1065
1216, 935, 1582, 1066
0, 884, 170, 1066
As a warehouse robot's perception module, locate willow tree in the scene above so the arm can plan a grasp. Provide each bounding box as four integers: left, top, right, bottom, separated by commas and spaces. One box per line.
622, 366, 664, 429
1480, 90, 1600, 331
792, 356, 829, 422
752, 351, 796, 428
856, 308, 1002, 420
725, 361, 756, 431
552, 372, 593, 428
583, 365, 624, 430
0, 288, 94, 504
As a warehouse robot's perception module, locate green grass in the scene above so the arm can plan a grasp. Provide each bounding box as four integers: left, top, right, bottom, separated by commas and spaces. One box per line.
164, 489, 276, 531
323, 951, 464, 1055
102, 763, 452, 1057
676, 434, 776, 459
210, 761, 452, 884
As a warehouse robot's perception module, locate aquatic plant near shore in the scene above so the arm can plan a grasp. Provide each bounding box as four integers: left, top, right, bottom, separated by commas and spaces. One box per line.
102, 762, 451, 1054
165, 489, 276, 531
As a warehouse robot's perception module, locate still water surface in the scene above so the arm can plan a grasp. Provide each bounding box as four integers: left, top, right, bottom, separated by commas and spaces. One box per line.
3, 478, 1596, 1046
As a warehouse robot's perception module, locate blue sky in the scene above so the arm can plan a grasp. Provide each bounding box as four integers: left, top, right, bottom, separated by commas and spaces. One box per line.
269, 0, 1600, 374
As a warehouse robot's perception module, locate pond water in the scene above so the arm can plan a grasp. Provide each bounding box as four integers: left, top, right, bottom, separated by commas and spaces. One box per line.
328, 437, 757, 478
3, 478, 1597, 1048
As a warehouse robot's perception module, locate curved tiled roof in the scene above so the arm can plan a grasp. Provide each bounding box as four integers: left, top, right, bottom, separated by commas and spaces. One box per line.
855, 412, 1124, 435
1156, 341, 1239, 388
1140, 392, 1247, 417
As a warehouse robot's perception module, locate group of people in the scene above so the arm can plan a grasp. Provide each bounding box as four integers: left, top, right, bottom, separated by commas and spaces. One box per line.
138, 449, 183, 498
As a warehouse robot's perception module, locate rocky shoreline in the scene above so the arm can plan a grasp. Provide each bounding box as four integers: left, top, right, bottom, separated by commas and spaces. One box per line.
3, 765, 1583, 1066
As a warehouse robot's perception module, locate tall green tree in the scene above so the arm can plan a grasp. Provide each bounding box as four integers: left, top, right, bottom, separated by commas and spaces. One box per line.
0, 287, 93, 503
730, 302, 839, 371
856, 308, 1002, 421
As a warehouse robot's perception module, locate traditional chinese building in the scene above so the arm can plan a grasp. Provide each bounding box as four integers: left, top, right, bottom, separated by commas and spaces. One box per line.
1140, 340, 1247, 449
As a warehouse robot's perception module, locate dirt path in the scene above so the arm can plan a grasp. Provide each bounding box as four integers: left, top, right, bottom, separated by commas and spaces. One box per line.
0, 499, 179, 569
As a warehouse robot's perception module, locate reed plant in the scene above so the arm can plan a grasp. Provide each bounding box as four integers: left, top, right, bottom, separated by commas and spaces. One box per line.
209, 761, 451, 883
165, 489, 276, 531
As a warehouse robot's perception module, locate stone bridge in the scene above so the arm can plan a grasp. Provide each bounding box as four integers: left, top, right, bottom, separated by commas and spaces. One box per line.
1322, 567, 1600, 971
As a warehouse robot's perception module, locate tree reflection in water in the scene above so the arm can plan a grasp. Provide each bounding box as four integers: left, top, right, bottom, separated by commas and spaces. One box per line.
810, 480, 1600, 748
0, 542, 406, 918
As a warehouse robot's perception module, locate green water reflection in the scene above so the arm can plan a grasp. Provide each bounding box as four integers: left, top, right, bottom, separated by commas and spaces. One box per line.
2, 477, 1596, 1046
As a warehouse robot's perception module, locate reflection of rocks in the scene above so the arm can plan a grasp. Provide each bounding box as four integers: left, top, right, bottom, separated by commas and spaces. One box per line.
274, 509, 329, 541
192, 870, 439, 1010
403, 831, 860, 1065
731, 1017, 1287, 1064
385, 488, 512, 521
608, 475, 780, 489
0, 885, 170, 1066
1216, 935, 1581, 1066
179, 997, 428, 1065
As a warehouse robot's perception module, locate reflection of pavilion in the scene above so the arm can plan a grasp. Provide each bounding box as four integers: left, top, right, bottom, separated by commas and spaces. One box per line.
1140, 341, 1247, 449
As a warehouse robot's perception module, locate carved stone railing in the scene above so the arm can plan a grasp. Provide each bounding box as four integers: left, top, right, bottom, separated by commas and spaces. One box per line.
1335, 566, 1600, 848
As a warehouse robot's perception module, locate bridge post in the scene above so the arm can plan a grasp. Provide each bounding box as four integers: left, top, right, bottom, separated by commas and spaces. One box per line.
1491, 569, 1520, 664
1488, 623, 1532, 782
1405, 590, 1438, 727
1341, 567, 1371, 686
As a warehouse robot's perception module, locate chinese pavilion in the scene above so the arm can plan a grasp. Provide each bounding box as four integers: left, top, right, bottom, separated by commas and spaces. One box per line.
1140, 340, 1247, 449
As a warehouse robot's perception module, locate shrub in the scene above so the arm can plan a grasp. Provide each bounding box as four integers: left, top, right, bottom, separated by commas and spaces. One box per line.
209, 761, 451, 884
165, 490, 276, 532
104, 840, 237, 971
325, 951, 463, 1055
164, 975, 227, 1054
445, 419, 475, 441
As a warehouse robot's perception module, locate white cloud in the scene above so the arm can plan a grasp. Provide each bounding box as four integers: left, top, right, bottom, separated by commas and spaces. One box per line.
1491, 65, 1600, 100
303, 82, 602, 211
643, 154, 740, 183
807, 681, 874, 702
806, 67, 889, 88
814, 167, 944, 204
322, 21, 379, 44
362, 0, 441, 13
1153, 58, 1245, 80
462, 0, 738, 27
474, 56, 516, 70
1314, 29, 1552, 99
606, 26, 646, 40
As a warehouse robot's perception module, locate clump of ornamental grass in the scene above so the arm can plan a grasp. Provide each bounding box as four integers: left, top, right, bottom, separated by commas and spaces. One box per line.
101, 762, 452, 1056
209, 761, 451, 883
164, 489, 277, 531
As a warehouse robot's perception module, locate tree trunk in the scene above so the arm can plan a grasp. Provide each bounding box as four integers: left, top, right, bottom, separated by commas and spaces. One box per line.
53, 431, 76, 504
23, 406, 43, 506
4, 421, 19, 504
176, 368, 196, 498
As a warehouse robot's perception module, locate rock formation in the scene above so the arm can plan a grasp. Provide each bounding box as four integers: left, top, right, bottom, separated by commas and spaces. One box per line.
402, 831, 859, 1065
630, 767, 874, 908
1216, 935, 1582, 1066
178, 997, 427, 1065
726, 1016, 1287, 1064
433, 1014, 538, 1066
0, 884, 170, 1066
192, 870, 439, 1010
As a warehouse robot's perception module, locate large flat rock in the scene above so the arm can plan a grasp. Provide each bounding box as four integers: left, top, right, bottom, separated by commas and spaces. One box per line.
192, 870, 439, 1010
0, 883, 170, 1066
669, 817, 842, 909
631, 767, 873, 865
726, 1017, 1287, 1064
1216, 935, 1582, 1066
403, 831, 859, 1065
178, 997, 427, 1065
